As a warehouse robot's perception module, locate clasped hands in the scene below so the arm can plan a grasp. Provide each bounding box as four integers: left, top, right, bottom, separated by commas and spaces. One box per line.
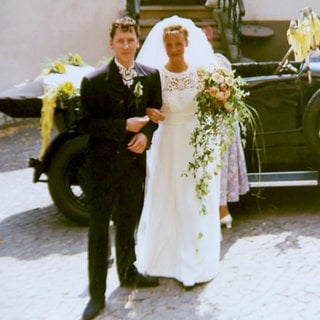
126, 108, 165, 154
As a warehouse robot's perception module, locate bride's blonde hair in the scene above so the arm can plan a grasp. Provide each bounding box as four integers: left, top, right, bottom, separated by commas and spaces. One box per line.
163, 25, 189, 45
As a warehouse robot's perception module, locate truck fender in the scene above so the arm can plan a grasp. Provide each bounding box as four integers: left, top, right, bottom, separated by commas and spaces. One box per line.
302, 88, 320, 164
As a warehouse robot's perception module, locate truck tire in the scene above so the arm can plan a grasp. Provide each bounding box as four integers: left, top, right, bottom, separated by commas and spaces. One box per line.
47, 135, 89, 225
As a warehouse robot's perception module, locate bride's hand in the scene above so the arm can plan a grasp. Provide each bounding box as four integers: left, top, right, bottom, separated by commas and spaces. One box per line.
146, 108, 165, 123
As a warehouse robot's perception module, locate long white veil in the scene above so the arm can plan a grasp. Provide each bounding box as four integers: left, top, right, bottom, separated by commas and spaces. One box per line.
136, 15, 228, 69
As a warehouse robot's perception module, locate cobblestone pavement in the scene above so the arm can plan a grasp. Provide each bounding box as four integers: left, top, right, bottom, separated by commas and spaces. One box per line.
0, 120, 319, 320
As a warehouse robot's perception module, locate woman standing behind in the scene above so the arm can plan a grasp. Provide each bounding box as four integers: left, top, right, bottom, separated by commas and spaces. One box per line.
220, 122, 250, 229
135, 16, 223, 288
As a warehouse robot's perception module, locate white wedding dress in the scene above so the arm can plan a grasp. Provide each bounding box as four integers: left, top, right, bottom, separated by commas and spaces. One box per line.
135, 66, 221, 286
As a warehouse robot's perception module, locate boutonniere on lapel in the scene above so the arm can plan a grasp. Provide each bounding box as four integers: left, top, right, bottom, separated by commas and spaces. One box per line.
133, 81, 143, 98
133, 81, 144, 105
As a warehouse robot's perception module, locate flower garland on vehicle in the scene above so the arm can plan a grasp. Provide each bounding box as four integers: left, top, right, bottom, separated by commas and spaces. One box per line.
286, 8, 320, 62
185, 66, 257, 215
38, 81, 78, 160
38, 53, 84, 160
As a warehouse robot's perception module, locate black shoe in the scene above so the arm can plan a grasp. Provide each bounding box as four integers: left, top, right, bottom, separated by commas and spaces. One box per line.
135, 273, 159, 287
121, 273, 159, 288
82, 299, 105, 320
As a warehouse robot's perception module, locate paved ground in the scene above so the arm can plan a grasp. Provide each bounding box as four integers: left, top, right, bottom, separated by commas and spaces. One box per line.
0, 120, 319, 320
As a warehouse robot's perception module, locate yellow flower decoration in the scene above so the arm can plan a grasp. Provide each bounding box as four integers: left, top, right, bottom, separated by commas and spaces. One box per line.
37, 53, 85, 159
287, 8, 320, 61
38, 81, 78, 159
67, 53, 84, 66
49, 61, 66, 74
57, 81, 77, 101
38, 88, 58, 160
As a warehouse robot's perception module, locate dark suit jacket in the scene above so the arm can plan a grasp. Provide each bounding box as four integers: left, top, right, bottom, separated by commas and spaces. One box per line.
78, 58, 162, 186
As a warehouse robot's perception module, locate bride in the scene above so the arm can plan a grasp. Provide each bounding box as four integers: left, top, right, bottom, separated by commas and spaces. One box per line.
135, 16, 225, 288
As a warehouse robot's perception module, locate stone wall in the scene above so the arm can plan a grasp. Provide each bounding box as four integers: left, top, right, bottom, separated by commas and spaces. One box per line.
0, 0, 126, 124
0, 0, 126, 92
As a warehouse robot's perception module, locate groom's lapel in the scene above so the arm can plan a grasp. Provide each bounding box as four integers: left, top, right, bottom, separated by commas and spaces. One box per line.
105, 59, 127, 100
134, 62, 149, 78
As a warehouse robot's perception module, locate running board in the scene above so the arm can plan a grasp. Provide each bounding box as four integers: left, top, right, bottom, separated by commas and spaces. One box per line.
248, 171, 319, 188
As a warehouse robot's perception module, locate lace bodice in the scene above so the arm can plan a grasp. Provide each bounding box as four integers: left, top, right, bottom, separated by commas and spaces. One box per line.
160, 67, 199, 124
161, 66, 198, 92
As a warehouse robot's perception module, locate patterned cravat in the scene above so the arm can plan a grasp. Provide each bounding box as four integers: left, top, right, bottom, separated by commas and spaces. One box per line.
116, 60, 137, 87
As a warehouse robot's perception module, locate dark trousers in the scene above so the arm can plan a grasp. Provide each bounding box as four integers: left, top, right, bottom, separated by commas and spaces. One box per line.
86, 158, 145, 300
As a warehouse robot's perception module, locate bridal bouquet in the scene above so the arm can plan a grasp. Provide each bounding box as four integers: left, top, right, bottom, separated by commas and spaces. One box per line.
187, 67, 256, 214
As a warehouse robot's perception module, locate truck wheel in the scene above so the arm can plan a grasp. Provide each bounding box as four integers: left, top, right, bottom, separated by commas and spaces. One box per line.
47, 135, 89, 225
303, 89, 320, 163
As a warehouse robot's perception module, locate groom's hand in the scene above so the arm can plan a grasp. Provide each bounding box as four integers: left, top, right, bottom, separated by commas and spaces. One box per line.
126, 115, 149, 133
127, 133, 148, 154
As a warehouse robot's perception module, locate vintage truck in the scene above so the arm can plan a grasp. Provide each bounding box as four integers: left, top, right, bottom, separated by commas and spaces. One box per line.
1, 48, 320, 225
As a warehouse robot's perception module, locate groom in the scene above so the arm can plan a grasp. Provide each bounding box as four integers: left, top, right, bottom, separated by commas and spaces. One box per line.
78, 17, 162, 320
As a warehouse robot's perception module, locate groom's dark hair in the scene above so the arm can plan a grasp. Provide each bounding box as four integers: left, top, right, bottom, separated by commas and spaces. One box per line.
110, 16, 140, 39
